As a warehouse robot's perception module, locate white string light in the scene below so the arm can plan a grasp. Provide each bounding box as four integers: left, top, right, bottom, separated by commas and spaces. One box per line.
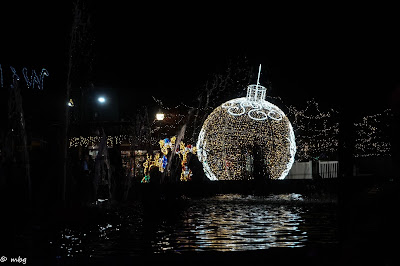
68, 134, 132, 148
286, 99, 339, 161
221, 85, 284, 121
354, 109, 392, 157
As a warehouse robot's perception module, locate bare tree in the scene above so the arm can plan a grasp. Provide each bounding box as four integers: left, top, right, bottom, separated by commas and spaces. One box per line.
62, 0, 95, 205
3, 76, 31, 205
188, 57, 253, 143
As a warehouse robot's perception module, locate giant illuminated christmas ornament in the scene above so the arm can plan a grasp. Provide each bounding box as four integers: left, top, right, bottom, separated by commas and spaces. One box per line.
196, 76, 296, 181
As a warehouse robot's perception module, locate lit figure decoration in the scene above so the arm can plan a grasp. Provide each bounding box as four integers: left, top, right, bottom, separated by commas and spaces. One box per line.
142, 137, 197, 183
160, 136, 197, 181
175, 142, 197, 181
159, 136, 176, 172
196, 84, 296, 181
141, 153, 160, 183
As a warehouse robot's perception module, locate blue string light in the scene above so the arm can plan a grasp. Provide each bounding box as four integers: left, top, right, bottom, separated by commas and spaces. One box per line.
0, 64, 49, 90
10, 66, 20, 83
23, 67, 49, 90
22, 67, 34, 88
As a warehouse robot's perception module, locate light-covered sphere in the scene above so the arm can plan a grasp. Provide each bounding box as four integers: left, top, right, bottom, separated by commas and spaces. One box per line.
196, 85, 296, 181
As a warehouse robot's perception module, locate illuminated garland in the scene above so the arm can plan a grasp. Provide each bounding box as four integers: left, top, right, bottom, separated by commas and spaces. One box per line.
68, 100, 391, 172
68, 135, 132, 148
197, 85, 296, 181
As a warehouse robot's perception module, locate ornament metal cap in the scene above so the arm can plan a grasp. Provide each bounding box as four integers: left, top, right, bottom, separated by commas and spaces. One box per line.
246, 84, 267, 102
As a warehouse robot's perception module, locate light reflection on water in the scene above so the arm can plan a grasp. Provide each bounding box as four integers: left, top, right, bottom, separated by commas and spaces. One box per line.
56, 193, 337, 257
153, 194, 307, 252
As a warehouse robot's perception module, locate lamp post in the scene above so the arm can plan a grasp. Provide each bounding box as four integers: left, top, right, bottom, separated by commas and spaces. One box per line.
154, 112, 165, 143
94, 95, 108, 120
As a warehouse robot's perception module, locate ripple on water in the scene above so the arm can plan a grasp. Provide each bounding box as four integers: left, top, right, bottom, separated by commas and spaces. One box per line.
53, 193, 337, 257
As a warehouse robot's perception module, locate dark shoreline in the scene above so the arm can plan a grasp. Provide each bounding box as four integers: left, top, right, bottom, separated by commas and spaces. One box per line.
29, 246, 341, 266
130, 178, 340, 200
4, 176, 398, 265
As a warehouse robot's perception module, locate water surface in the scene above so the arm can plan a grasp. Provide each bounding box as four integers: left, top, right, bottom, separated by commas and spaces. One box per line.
54, 193, 338, 258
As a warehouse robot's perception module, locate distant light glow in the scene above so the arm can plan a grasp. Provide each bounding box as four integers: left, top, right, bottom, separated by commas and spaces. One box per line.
98, 96, 106, 103
156, 113, 165, 121
67, 99, 74, 107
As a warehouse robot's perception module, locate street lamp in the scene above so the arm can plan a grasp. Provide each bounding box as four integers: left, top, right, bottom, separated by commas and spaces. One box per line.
156, 113, 165, 121
97, 96, 106, 103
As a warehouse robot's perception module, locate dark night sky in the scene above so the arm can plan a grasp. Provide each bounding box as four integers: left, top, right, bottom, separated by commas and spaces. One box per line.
2, 2, 400, 123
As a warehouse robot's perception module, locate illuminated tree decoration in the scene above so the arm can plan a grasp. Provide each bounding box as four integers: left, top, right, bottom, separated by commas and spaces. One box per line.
287, 99, 339, 161
354, 109, 392, 157
196, 84, 296, 181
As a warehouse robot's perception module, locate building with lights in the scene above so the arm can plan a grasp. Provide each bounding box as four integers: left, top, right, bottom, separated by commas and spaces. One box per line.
66, 83, 395, 188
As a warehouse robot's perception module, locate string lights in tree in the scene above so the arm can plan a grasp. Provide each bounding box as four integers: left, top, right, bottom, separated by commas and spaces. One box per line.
354, 109, 392, 157
196, 81, 296, 181
287, 99, 339, 161
287, 100, 392, 160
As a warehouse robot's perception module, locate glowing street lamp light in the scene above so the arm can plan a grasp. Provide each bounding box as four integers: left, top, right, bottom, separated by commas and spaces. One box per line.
97, 96, 106, 103
156, 113, 165, 121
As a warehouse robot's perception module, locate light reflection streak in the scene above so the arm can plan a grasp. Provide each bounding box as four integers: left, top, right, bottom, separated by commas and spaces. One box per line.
53, 193, 338, 256
155, 194, 308, 252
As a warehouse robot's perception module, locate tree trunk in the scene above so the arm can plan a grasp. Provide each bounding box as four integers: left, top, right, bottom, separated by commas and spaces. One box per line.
6, 79, 31, 205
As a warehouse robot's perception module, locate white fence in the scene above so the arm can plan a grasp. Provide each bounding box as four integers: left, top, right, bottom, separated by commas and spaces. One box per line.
287, 161, 312, 179
286, 161, 338, 179
318, 161, 338, 178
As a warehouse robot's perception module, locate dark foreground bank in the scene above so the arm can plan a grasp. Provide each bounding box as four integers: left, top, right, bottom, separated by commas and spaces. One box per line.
2, 177, 399, 266
29, 247, 340, 265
